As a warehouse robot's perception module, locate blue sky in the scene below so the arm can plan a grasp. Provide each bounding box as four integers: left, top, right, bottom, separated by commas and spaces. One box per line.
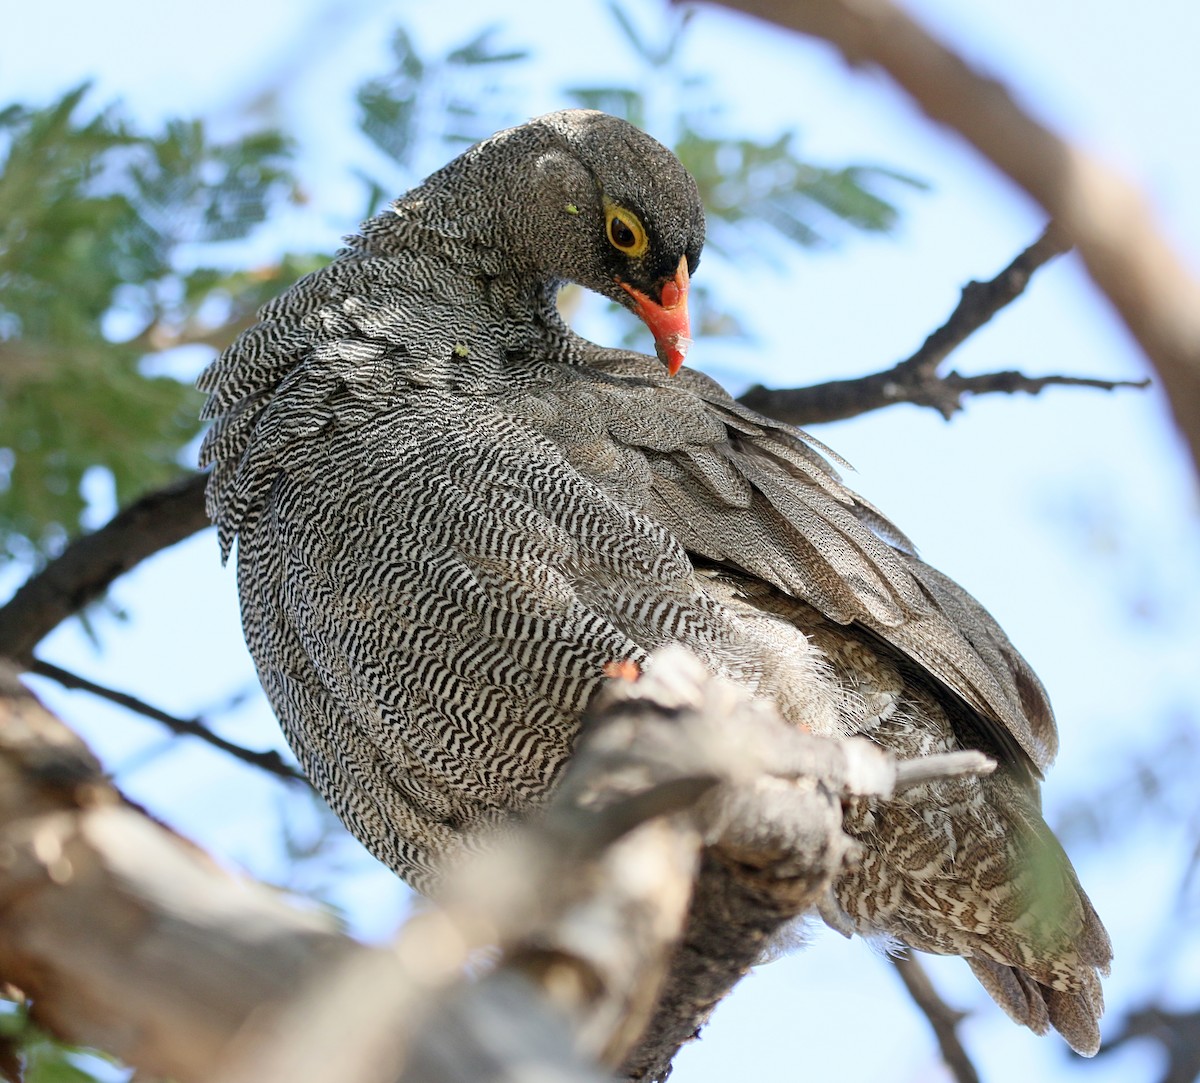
5, 2, 1200, 1081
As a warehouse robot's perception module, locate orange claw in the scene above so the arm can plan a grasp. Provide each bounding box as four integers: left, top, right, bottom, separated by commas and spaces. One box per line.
603, 659, 643, 681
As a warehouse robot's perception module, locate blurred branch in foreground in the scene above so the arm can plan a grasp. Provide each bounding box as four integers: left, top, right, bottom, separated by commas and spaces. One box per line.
0, 650, 992, 1082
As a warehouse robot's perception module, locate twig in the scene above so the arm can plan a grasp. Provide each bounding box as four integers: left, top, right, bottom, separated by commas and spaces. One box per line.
900, 224, 1071, 375
713, 0, 1200, 477
893, 749, 994, 789
740, 363, 1147, 427
0, 480, 303, 787
737, 227, 1148, 425
28, 658, 305, 785
0, 472, 210, 664
890, 953, 981, 1083
1099, 1004, 1200, 1082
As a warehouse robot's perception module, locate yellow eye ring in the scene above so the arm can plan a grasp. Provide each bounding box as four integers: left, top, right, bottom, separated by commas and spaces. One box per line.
604, 203, 649, 258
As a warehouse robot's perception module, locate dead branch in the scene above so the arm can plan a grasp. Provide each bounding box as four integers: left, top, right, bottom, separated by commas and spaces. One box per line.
742, 366, 1148, 427
738, 226, 1148, 425
28, 658, 305, 784
0, 649, 994, 1083
901, 225, 1071, 375
617, 666, 993, 1080
712, 0, 1200, 477
0, 662, 354, 1081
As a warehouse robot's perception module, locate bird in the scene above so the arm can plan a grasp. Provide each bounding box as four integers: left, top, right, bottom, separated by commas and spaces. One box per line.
197, 109, 1111, 1054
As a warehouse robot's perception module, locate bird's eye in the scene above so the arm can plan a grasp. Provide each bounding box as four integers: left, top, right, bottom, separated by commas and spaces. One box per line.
604, 203, 649, 258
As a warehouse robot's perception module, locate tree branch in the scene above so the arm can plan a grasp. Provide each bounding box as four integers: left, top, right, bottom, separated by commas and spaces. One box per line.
128, 310, 259, 356
900, 224, 1071, 376
741, 366, 1149, 427
616, 656, 996, 1080
28, 658, 305, 784
890, 953, 981, 1083
1099, 1003, 1200, 1083
0, 472, 210, 664
0, 663, 354, 1082
737, 225, 1148, 425
0, 648, 995, 1083
712, 0, 1200, 478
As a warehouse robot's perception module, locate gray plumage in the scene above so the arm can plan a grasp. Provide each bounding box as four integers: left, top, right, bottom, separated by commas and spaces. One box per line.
198, 110, 1111, 1053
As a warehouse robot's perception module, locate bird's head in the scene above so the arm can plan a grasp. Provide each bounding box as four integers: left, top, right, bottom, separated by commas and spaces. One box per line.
495, 110, 706, 375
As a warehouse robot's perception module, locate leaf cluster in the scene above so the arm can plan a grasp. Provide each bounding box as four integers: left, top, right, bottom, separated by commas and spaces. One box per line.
354, 25, 531, 215
560, 2, 923, 346
570, 2, 923, 257
0, 85, 297, 560
0, 1001, 117, 1083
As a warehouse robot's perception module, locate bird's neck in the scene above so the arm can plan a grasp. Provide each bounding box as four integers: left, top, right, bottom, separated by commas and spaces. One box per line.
347, 199, 581, 383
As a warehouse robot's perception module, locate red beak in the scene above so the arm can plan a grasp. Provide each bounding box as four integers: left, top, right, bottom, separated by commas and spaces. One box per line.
617, 256, 692, 376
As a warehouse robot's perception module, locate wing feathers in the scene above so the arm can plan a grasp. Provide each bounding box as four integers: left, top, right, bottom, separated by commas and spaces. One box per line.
575, 352, 1057, 774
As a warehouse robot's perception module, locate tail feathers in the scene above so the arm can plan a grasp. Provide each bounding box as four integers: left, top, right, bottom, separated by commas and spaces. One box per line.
968, 957, 1051, 1036
969, 956, 1106, 1056
836, 771, 1113, 1056
965, 846, 1110, 1056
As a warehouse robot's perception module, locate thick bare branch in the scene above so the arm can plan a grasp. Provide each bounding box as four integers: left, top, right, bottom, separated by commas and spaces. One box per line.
607, 652, 995, 1079
712, 0, 1200, 477
0, 664, 353, 1081
28, 658, 305, 784
737, 227, 1148, 425
0, 472, 210, 664
0, 650, 994, 1083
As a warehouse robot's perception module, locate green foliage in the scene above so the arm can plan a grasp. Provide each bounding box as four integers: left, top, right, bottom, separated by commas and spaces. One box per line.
0, 1001, 120, 1083
356, 25, 529, 207
560, 3, 923, 347
351, 4, 919, 351
0, 84, 298, 560
675, 129, 918, 253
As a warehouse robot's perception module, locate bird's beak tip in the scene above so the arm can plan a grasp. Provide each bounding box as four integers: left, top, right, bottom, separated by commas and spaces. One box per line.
618, 255, 692, 377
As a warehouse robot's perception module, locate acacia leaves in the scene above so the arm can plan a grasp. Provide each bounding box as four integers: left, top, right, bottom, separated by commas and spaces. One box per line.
356, 25, 529, 204
0, 86, 297, 560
